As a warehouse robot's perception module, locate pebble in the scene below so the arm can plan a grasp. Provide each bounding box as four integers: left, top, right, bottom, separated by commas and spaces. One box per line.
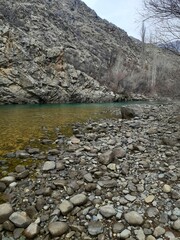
172, 218, 180, 230
9, 211, 31, 228
88, 221, 104, 236
153, 226, 165, 237
24, 222, 40, 238
146, 235, 156, 240
70, 194, 87, 206
124, 211, 144, 226
111, 147, 126, 159
98, 151, 112, 165
146, 207, 159, 218
163, 184, 171, 193
97, 179, 117, 188
42, 161, 56, 171
145, 195, 155, 203
134, 227, 145, 240
164, 231, 176, 240
3, 220, 15, 231
112, 222, 124, 233
58, 200, 74, 215
125, 194, 136, 202
0, 203, 13, 224
99, 205, 116, 218
48, 222, 69, 237
70, 137, 80, 144
107, 163, 116, 171
120, 229, 131, 239
84, 173, 93, 182
0, 176, 15, 185
0, 103, 179, 239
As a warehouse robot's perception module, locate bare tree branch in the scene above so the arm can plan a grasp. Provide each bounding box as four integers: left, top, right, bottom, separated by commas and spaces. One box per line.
142, 0, 180, 53
144, 0, 180, 19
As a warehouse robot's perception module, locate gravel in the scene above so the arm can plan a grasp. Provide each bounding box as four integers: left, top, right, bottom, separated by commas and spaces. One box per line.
0, 103, 179, 239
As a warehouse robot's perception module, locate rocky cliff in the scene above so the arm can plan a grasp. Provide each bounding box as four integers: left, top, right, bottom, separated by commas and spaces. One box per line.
0, 0, 179, 104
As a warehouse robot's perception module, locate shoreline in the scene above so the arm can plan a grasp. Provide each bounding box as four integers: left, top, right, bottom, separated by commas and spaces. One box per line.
0, 103, 180, 239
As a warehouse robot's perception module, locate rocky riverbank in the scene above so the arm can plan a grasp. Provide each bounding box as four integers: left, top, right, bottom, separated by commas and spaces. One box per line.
0, 103, 180, 240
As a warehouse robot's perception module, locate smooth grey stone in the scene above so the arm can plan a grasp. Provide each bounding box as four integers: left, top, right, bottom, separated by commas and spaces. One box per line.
111, 147, 126, 159
98, 151, 113, 165
146, 207, 159, 218
0, 176, 15, 185
153, 226, 165, 237
113, 222, 124, 233
99, 205, 116, 218
125, 194, 136, 202
164, 231, 176, 240
172, 219, 180, 230
0, 203, 13, 224
120, 229, 131, 239
124, 211, 144, 226
58, 200, 74, 215
42, 161, 56, 171
84, 173, 93, 183
97, 179, 117, 188
70, 194, 87, 206
24, 223, 40, 239
135, 228, 145, 240
88, 221, 104, 236
48, 222, 69, 237
159, 212, 168, 223
9, 211, 31, 228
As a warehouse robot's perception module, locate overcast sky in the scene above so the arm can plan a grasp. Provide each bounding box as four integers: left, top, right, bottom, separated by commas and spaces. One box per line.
82, 0, 143, 40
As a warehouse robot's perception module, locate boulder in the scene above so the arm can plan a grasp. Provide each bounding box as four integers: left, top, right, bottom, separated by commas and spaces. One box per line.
121, 107, 136, 119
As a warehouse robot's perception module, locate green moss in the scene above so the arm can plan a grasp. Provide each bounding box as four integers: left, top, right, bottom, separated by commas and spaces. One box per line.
0, 157, 40, 178
0, 103, 119, 177
0, 192, 10, 204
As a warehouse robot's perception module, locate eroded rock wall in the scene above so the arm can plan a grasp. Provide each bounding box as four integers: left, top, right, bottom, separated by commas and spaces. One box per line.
0, 0, 179, 104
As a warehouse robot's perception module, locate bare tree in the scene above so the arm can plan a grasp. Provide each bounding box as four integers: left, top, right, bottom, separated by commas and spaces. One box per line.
142, 0, 180, 53
144, 0, 180, 19
141, 21, 146, 68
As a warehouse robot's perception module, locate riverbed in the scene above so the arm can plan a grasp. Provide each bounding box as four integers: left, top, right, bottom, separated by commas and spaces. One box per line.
0, 101, 149, 156
0, 102, 179, 239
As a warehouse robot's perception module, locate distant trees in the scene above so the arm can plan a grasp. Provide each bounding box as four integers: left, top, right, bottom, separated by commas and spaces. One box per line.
142, 0, 180, 53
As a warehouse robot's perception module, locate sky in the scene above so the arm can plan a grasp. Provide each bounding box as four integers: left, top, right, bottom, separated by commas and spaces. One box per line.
82, 0, 143, 40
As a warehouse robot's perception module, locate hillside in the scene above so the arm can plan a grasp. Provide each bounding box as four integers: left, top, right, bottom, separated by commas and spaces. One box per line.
0, 0, 179, 104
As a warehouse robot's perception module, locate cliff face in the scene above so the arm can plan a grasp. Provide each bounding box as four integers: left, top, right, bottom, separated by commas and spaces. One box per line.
0, 0, 179, 104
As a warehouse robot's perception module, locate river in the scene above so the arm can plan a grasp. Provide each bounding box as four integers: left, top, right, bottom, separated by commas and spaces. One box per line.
0, 102, 150, 156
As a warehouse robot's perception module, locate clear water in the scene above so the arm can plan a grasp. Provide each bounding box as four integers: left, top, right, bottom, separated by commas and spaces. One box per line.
0, 101, 147, 156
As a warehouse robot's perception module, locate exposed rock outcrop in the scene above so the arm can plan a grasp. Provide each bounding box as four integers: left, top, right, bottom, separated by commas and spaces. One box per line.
0, 0, 179, 104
